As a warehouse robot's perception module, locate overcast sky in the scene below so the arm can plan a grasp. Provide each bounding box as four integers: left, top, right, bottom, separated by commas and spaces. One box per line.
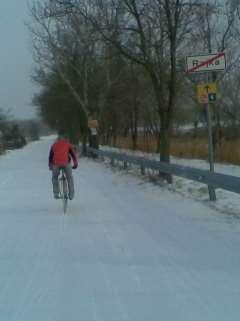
0, 0, 37, 120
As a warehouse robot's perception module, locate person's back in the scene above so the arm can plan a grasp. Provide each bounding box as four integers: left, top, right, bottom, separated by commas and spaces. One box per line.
49, 135, 78, 200
50, 139, 73, 166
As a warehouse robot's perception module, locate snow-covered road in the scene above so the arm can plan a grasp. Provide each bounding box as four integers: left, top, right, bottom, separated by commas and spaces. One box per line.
0, 136, 240, 321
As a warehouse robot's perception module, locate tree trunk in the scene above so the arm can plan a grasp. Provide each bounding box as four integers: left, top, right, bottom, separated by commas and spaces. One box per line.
79, 110, 88, 156
131, 132, 137, 150
156, 131, 161, 153
159, 111, 172, 183
131, 104, 138, 150
81, 134, 87, 156
113, 131, 117, 147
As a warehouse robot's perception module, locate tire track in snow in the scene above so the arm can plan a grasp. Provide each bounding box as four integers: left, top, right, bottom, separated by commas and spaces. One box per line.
86, 162, 237, 320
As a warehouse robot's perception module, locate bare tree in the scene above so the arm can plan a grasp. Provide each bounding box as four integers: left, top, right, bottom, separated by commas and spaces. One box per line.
29, 1, 102, 148
30, 0, 240, 168
49, 0, 196, 181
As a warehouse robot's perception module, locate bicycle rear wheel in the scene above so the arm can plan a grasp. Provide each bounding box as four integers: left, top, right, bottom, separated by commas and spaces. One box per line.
62, 176, 68, 214
59, 171, 68, 214
63, 196, 68, 214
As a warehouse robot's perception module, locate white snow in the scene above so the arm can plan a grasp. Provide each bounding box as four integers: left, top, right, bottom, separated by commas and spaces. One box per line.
0, 136, 240, 321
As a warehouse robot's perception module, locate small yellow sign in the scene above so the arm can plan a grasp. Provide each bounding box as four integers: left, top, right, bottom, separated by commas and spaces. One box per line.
197, 84, 208, 104
197, 82, 217, 104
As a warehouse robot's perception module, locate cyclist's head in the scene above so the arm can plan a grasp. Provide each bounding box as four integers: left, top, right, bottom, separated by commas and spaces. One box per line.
57, 129, 68, 140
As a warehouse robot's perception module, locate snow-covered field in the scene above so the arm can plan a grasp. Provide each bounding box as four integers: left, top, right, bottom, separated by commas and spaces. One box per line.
0, 136, 240, 321
102, 145, 240, 216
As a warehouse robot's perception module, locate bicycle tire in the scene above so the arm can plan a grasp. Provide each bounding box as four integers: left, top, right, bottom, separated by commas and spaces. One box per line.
59, 170, 69, 214
63, 197, 68, 213
62, 175, 68, 214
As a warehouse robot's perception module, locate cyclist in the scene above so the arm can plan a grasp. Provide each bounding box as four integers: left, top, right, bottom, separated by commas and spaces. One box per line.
48, 133, 78, 200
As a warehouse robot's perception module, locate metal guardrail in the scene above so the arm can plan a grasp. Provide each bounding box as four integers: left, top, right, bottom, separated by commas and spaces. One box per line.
87, 147, 240, 197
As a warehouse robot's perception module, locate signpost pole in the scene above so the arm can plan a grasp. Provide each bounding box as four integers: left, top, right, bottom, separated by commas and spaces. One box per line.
205, 74, 216, 201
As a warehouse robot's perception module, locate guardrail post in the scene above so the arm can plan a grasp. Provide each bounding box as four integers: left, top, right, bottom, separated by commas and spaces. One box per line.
110, 158, 115, 166
141, 165, 145, 175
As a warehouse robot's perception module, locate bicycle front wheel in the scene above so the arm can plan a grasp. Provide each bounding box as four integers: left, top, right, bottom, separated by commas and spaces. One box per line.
62, 177, 68, 214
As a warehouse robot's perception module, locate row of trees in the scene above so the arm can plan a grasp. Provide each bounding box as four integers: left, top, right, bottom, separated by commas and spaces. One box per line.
0, 109, 43, 153
0, 110, 26, 152
29, 0, 240, 175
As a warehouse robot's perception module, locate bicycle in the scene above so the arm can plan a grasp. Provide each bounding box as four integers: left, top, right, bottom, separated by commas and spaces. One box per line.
58, 167, 69, 214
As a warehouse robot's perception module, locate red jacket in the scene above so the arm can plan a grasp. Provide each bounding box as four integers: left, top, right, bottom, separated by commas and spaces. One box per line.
49, 139, 78, 167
